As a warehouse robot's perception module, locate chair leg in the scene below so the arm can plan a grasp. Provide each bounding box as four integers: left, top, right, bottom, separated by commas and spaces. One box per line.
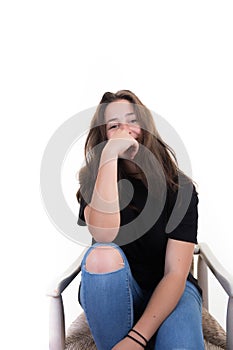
198, 255, 209, 310
227, 296, 233, 350
49, 296, 65, 350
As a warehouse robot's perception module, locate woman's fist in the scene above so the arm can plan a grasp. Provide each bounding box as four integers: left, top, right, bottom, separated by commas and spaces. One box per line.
105, 129, 139, 160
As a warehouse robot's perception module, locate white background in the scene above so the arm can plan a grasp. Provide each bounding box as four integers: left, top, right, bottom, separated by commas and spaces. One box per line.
1, 1, 232, 349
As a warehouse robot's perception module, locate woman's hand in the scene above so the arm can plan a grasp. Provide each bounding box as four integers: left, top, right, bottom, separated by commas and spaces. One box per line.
111, 336, 143, 350
104, 129, 139, 160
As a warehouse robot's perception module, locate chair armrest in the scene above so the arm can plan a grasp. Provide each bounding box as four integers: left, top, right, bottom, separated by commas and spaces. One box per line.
198, 242, 233, 297
47, 247, 88, 297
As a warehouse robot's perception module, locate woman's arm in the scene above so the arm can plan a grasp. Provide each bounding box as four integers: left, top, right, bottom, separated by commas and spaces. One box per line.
84, 129, 139, 242
84, 147, 120, 242
112, 239, 195, 349
133, 239, 195, 339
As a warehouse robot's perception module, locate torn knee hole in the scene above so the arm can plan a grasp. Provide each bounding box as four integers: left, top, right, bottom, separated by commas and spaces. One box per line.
85, 246, 125, 273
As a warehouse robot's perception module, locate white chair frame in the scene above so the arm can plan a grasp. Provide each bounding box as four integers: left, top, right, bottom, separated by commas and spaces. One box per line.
47, 242, 233, 350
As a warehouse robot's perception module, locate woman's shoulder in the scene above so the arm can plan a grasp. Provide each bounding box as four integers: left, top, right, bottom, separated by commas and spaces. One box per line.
166, 173, 198, 213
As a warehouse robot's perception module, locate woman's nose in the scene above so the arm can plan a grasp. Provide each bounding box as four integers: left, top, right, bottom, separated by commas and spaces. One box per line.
119, 123, 130, 131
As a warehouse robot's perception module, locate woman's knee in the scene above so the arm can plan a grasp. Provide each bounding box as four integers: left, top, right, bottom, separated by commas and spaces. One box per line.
155, 284, 204, 349
85, 245, 125, 273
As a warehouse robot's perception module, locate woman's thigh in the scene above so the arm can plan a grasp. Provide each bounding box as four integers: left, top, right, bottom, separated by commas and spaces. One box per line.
155, 281, 204, 350
79, 243, 149, 349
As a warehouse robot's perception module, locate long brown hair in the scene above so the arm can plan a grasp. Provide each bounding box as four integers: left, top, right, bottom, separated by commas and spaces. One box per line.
77, 90, 188, 205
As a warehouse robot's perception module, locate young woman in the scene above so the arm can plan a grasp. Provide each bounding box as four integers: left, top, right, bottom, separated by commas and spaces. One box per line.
76, 90, 204, 350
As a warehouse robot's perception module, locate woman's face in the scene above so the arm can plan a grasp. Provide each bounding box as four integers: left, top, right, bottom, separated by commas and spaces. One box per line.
104, 99, 142, 140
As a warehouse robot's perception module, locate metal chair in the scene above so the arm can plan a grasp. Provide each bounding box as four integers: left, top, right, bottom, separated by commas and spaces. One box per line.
47, 242, 233, 350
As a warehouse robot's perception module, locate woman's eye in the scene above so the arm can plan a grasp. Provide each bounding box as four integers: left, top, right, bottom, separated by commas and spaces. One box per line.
129, 119, 138, 124
108, 124, 119, 130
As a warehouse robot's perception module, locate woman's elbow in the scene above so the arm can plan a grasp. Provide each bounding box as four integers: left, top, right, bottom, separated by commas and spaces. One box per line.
164, 270, 187, 290
87, 225, 119, 243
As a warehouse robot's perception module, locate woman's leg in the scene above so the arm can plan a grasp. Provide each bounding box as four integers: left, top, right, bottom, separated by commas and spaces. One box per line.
155, 281, 204, 350
79, 243, 145, 350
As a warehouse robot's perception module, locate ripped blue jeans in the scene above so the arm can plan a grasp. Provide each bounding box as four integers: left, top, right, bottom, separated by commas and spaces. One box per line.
79, 243, 204, 350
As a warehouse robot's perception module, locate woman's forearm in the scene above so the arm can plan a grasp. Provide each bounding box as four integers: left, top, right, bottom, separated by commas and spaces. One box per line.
86, 148, 120, 242
133, 273, 186, 341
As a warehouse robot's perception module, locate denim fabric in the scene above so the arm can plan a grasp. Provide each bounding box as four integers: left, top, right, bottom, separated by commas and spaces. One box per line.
79, 243, 204, 350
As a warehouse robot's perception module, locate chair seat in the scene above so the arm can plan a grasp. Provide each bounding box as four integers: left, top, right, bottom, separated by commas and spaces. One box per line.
65, 308, 227, 350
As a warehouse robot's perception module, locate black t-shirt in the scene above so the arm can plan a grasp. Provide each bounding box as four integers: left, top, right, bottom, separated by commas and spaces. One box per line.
78, 176, 201, 294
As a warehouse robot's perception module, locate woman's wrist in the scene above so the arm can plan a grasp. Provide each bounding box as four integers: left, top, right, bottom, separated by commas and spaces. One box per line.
101, 145, 118, 164
126, 328, 149, 349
